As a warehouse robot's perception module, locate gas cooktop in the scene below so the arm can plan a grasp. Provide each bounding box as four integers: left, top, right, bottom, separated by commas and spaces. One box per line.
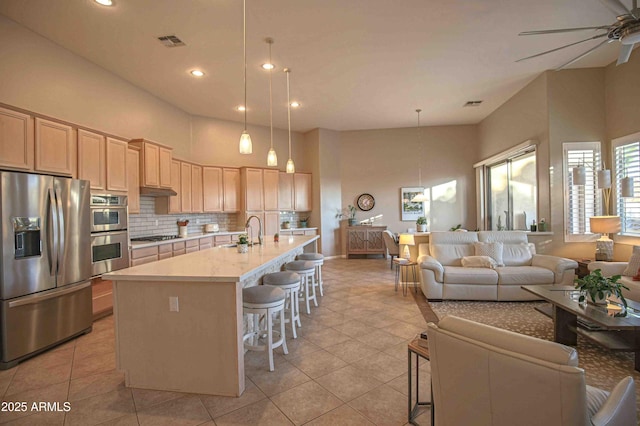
130, 235, 180, 242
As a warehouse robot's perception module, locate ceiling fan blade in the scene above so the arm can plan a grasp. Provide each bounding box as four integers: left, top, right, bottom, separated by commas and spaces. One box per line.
556, 39, 613, 70
519, 26, 611, 36
617, 43, 635, 64
600, 0, 633, 17
516, 33, 608, 62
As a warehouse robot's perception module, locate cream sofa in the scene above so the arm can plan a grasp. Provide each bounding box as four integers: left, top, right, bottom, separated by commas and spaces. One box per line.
427, 315, 637, 425
587, 262, 640, 302
417, 231, 578, 301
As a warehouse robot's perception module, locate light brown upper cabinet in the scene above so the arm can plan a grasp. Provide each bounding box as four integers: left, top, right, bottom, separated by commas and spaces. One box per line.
127, 147, 140, 214
263, 169, 279, 211
278, 172, 294, 211
240, 167, 264, 212
180, 162, 192, 213
106, 138, 128, 192
264, 211, 280, 236
203, 166, 223, 212
0, 106, 34, 171
294, 173, 312, 211
129, 139, 173, 189
191, 164, 203, 213
35, 118, 75, 176
155, 159, 181, 214
78, 129, 105, 190
222, 168, 240, 212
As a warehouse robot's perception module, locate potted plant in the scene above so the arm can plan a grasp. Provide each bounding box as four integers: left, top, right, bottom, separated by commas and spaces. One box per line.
336, 205, 357, 226
274, 232, 279, 243
237, 234, 249, 253
300, 217, 309, 228
416, 216, 428, 232
282, 221, 290, 229
574, 269, 629, 307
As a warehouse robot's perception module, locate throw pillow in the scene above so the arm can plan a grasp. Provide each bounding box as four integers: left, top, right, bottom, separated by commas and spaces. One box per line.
623, 246, 640, 277
474, 242, 504, 267
461, 255, 497, 269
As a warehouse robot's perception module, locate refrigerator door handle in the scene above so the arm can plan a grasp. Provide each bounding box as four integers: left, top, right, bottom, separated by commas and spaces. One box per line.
54, 187, 65, 275
48, 188, 59, 276
8, 281, 92, 308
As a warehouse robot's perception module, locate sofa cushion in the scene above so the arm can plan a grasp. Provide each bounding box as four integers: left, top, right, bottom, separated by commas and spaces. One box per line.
444, 266, 498, 284
430, 232, 479, 266
496, 266, 554, 286
622, 245, 640, 277
474, 242, 504, 266
461, 256, 497, 269
502, 243, 534, 266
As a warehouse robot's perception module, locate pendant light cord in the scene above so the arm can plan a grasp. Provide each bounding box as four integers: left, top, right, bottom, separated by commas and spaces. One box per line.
286, 68, 292, 159
416, 109, 422, 187
268, 40, 274, 150
243, 0, 247, 131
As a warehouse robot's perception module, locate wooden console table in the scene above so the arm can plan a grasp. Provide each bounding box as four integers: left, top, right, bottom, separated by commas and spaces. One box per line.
346, 225, 387, 258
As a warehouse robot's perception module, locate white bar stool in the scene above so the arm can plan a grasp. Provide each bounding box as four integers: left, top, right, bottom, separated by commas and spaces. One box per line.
242, 285, 287, 372
297, 253, 325, 297
285, 260, 317, 314
263, 271, 302, 339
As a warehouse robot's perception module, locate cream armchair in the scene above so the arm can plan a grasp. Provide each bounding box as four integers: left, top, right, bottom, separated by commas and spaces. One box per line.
382, 230, 399, 269
426, 316, 636, 426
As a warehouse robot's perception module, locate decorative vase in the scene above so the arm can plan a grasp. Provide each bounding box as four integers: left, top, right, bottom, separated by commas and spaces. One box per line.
300, 221, 308, 228
417, 224, 427, 232
348, 218, 357, 226
237, 243, 248, 253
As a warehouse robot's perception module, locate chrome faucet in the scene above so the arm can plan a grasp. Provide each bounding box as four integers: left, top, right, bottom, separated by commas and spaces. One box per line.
244, 215, 263, 245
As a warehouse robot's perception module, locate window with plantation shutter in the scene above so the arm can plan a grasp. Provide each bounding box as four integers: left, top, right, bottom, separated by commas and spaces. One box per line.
613, 133, 640, 237
563, 142, 601, 242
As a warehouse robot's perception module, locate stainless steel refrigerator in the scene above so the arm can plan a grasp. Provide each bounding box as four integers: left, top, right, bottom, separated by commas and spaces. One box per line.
0, 171, 92, 369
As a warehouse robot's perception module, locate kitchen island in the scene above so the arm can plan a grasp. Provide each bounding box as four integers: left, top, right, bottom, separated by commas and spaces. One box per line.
104, 235, 319, 397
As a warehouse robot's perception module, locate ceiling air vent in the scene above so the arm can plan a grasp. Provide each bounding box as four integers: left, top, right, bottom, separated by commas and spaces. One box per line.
463, 100, 483, 107
157, 35, 186, 48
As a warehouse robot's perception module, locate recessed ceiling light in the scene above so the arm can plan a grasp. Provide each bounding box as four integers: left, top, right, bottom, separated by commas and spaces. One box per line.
236, 106, 246, 112
94, 0, 113, 6
262, 63, 275, 70
190, 70, 205, 77
290, 102, 300, 108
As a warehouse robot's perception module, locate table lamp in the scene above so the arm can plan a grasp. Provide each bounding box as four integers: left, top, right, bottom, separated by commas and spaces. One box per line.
399, 234, 415, 260
589, 216, 620, 261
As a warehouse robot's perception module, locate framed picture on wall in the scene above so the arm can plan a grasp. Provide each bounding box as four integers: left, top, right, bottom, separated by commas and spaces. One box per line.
401, 187, 425, 221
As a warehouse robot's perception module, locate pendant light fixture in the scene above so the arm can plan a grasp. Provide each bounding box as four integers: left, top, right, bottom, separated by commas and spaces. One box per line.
238, 0, 252, 155
411, 109, 429, 202
285, 68, 295, 174
265, 38, 278, 166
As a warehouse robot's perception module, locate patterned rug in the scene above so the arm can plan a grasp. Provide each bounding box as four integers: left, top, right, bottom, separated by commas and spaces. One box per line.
411, 291, 640, 415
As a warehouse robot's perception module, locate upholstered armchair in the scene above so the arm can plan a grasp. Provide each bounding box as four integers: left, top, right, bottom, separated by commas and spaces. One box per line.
382, 230, 399, 269
426, 316, 637, 426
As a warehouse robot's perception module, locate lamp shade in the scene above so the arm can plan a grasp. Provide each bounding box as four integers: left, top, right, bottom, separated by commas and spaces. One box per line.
589, 215, 621, 234
597, 169, 611, 189
398, 234, 415, 246
411, 192, 429, 202
572, 165, 586, 185
621, 176, 634, 197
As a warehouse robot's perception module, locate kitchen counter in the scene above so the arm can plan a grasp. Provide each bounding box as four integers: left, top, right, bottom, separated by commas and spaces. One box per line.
129, 231, 245, 249
104, 235, 319, 397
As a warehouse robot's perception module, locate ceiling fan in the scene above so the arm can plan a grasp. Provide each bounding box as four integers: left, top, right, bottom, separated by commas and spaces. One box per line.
517, 0, 640, 69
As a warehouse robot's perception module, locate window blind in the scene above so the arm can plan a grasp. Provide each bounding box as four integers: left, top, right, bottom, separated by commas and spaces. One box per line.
563, 143, 601, 241
615, 141, 640, 236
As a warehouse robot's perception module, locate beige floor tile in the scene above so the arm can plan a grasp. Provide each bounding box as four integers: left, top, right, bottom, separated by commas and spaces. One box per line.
73, 339, 115, 361
0, 382, 68, 424
199, 379, 266, 418
287, 350, 348, 379
74, 326, 115, 347
303, 328, 352, 349
95, 414, 141, 426
270, 381, 342, 425
136, 394, 211, 426
348, 385, 408, 426
70, 352, 116, 380
304, 404, 374, 426
20, 347, 75, 370
323, 340, 378, 364
213, 399, 293, 425
382, 340, 413, 361
247, 361, 311, 397
64, 388, 135, 426
386, 368, 431, 399
353, 352, 407, 383
354, 329, 406, 351
382, 322, 425, 340
332, 321, 377, 339
68, 369, 125, 402
360, 314, 401, 329
5, 360, 72, 396
1, 410, 65, 425
274, 337, 322, 358
131, 388, 185, 411
315, 365, 384, 402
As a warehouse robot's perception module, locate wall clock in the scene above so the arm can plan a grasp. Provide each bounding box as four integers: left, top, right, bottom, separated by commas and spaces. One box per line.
357, 193, 375, 211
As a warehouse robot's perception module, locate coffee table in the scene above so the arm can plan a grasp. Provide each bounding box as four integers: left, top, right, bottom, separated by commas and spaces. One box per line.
522, 285, 640, 371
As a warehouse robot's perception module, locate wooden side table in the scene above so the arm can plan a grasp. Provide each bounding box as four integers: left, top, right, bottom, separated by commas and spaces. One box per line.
572, 258, 593, 278
408, 337, 434, 425
394, 259, 418, 296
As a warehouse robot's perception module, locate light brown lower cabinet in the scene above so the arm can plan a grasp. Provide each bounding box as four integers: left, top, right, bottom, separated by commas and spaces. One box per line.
173, 241, 186, 257
130, 246, 159, 266
158, 243, 172, 260
91, 277, 113, 320
186, 239, 199, 254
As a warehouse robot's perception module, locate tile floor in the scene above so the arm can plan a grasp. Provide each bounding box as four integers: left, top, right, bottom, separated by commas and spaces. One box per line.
0, 258, 433, 425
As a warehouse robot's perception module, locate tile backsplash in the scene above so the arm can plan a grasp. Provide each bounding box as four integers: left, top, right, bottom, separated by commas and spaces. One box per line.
129, 196, 238, 238
129, 197, 313, 238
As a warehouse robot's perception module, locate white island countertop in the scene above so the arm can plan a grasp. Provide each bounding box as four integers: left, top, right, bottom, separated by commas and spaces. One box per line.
105, 235, 319, 283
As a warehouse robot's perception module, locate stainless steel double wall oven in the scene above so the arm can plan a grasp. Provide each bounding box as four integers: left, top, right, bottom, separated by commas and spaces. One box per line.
90, 194, 129, 277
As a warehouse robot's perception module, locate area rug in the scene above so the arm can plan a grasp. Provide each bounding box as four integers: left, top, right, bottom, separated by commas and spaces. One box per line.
411, 291, 640, 413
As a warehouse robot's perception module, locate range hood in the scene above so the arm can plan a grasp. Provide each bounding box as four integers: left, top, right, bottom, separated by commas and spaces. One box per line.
139, 186, 177, 197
